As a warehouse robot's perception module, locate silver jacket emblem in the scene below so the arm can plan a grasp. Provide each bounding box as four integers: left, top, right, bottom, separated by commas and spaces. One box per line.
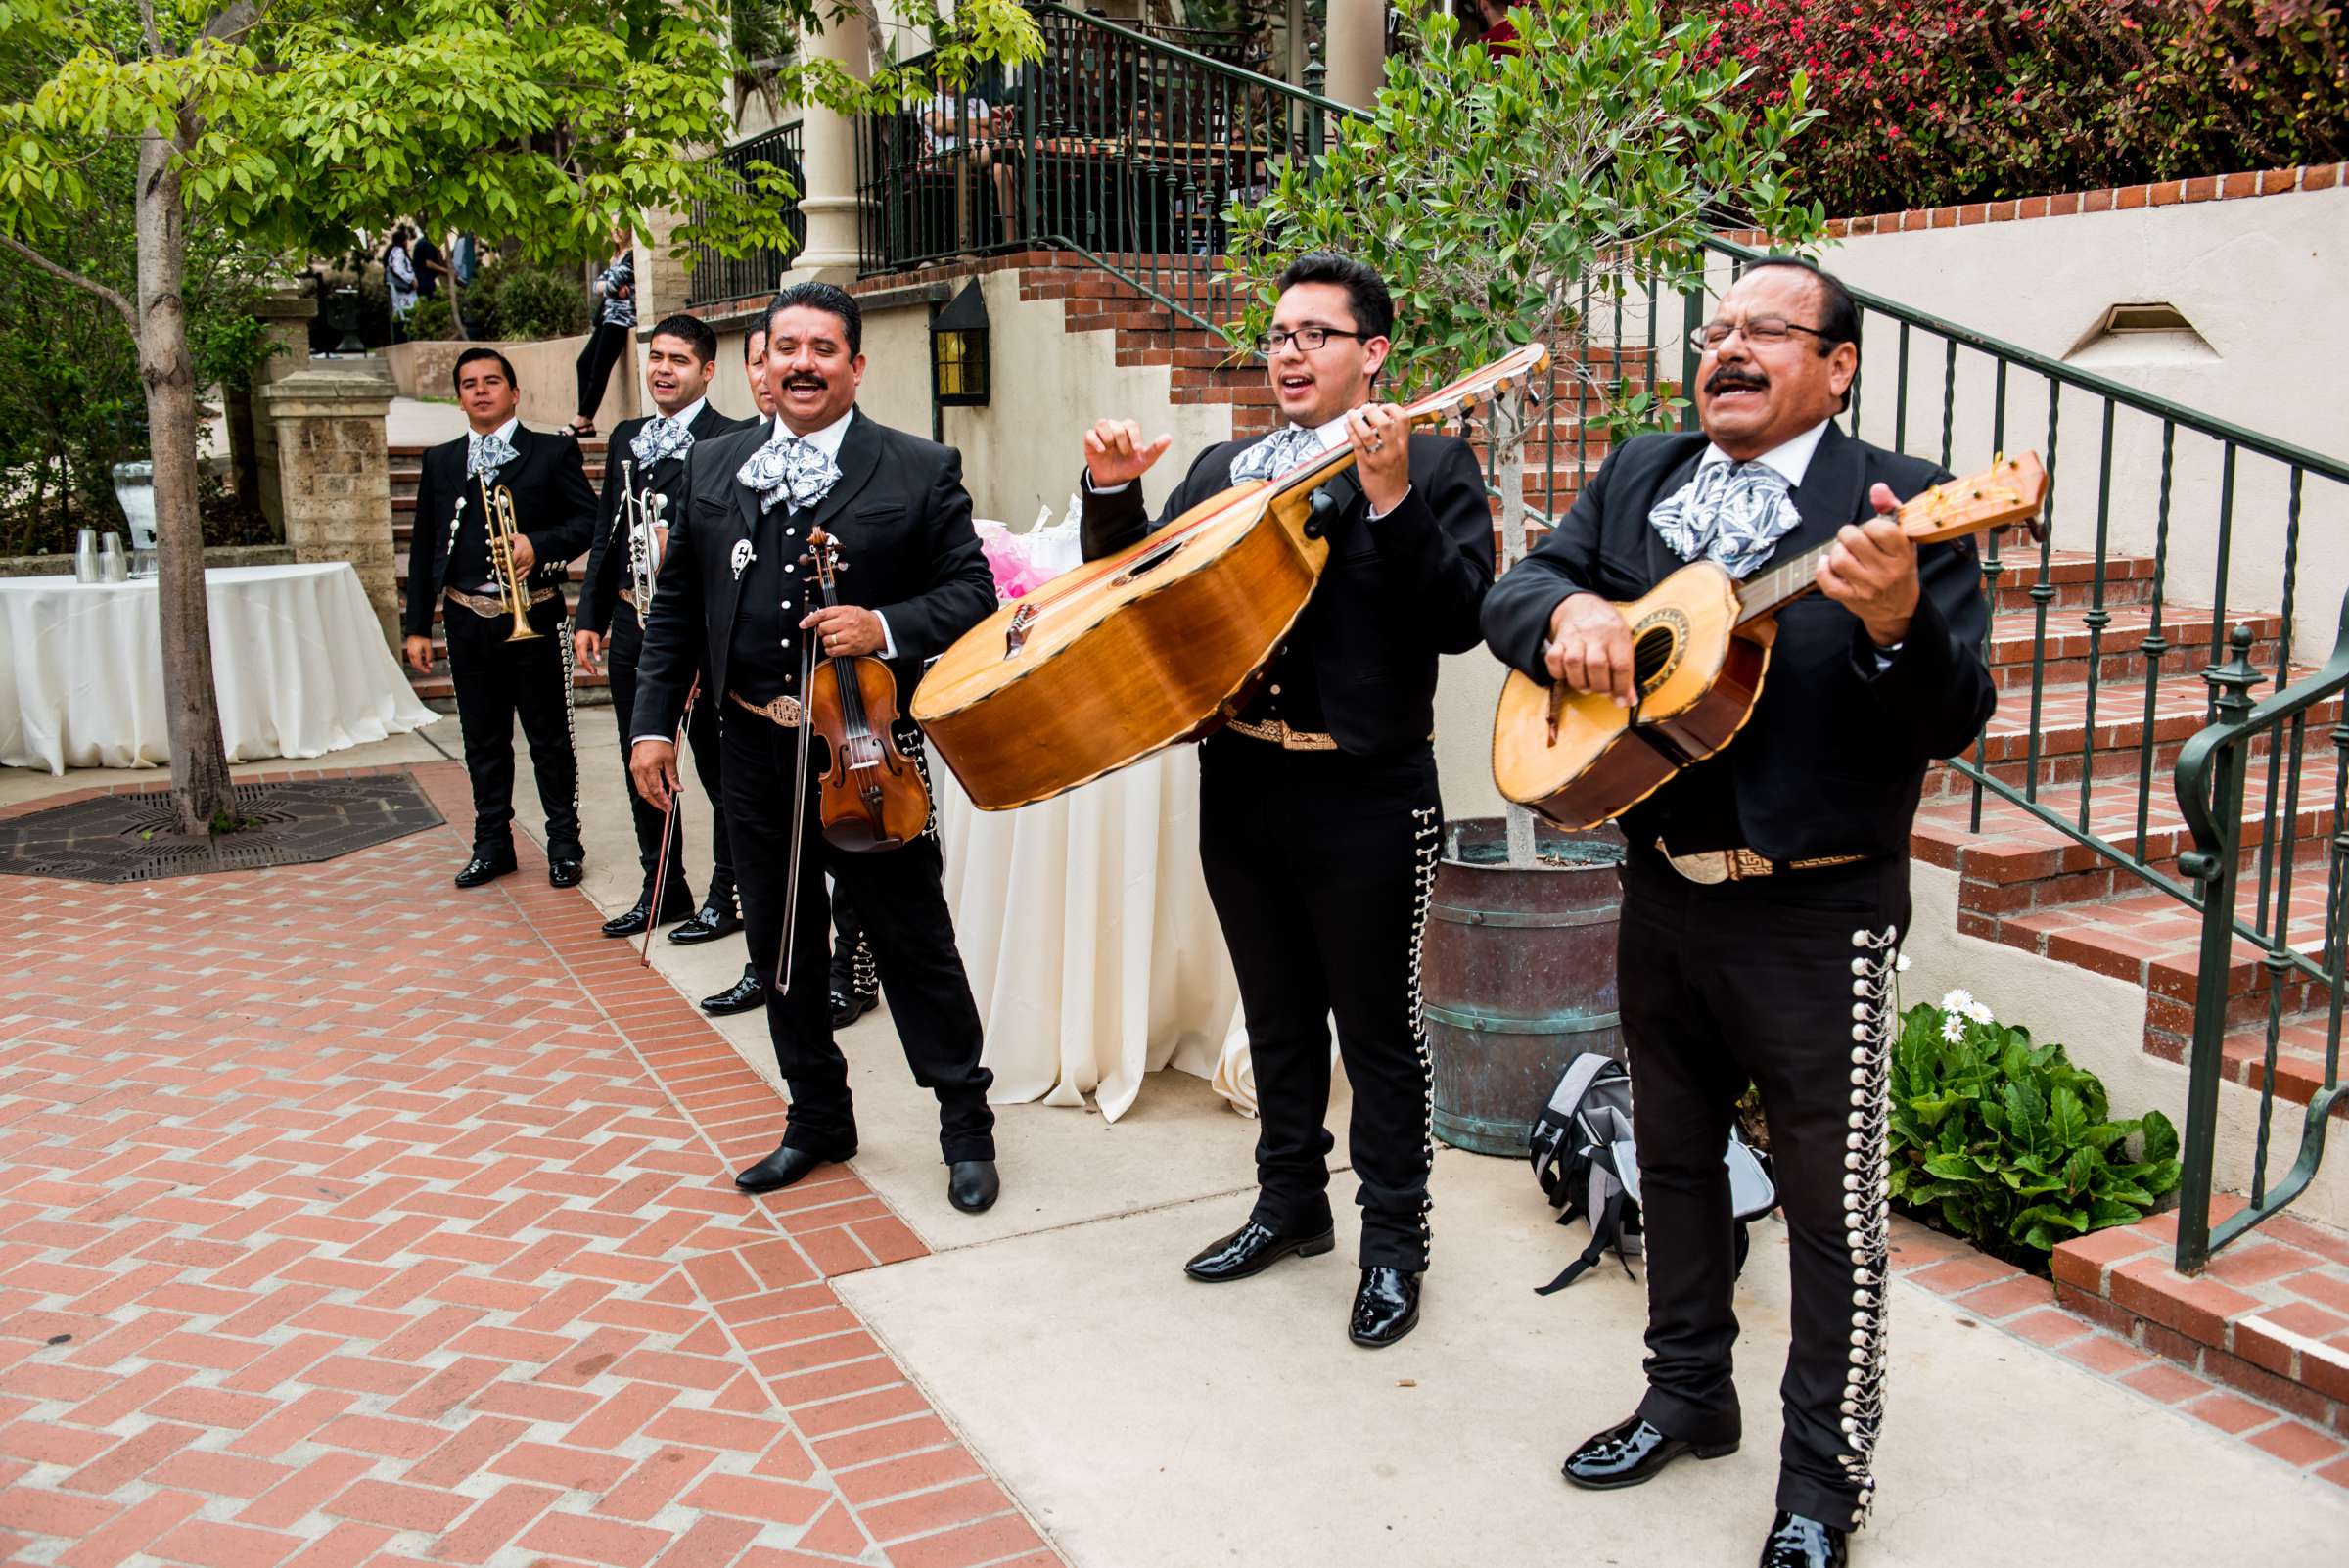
730, 539, 755, 580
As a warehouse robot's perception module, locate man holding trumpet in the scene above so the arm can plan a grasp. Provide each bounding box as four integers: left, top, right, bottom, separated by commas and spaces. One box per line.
404, 347, 599, 888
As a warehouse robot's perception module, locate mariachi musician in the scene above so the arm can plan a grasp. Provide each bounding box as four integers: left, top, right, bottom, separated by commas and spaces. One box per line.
1483, 257, 1996, 1568
1077, 253, 1494, 1348
404, 347, 597, 888
573, 313, 750, 946
629, 283, 1003, 1214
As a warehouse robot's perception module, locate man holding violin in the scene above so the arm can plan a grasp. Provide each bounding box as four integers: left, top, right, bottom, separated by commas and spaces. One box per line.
629, 283, 1003, 1214
1078, 252, 1495, 1348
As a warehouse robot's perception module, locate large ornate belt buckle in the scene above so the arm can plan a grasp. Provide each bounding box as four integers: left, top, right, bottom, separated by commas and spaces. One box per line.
732, 690, 805, 727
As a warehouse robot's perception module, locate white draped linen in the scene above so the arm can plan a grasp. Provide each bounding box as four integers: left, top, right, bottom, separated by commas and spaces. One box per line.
0, 563, 438, 774
936, 745, 1261, 1122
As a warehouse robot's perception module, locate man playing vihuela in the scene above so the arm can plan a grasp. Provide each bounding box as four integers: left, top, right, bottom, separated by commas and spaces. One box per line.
1482, 257, 1997, 1568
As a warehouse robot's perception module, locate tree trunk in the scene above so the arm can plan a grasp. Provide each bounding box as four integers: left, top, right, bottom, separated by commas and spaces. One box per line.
138, 127, 236, 835
1494, 388, 1541, 868
447, 279, 467, 340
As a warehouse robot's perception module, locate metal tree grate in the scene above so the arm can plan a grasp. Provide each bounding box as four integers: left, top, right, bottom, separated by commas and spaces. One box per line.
0, 774, 442, 884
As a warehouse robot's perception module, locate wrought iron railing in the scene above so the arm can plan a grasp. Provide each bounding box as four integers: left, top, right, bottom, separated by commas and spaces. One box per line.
853, 3, 1351, 328
686, 121, 806, 308
2172, 618, 2349, 1270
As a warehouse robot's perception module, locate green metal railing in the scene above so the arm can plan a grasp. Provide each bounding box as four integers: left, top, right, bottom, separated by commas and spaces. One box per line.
854, 4, 1352, 328
686, 121, 806, 308
2172, 615, 2349, 1270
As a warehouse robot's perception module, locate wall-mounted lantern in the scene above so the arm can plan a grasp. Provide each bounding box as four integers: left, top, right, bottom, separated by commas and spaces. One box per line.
929, 281, 990, 408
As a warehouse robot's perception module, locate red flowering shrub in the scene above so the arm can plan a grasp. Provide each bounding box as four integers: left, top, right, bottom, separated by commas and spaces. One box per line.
1681, 0, 2347, 213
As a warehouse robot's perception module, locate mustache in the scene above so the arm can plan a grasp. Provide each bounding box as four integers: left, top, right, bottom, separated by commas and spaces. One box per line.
781, 376, 828, 392
1706, 368, 1769, 395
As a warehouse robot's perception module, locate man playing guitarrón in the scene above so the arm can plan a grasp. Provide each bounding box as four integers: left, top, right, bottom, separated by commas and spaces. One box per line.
1481, 258, 1996, 1568
1078, 253, 1494, 1348
630, 284, 1003, 1215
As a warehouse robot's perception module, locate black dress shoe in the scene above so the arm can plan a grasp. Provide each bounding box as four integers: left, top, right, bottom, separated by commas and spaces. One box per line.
601, 888, 695, 938
946, 1159, 999, 1214
1183, 1220, 1336, 1282
1349, 1266, 1422, 1348
454, 849, 517, 888
700, 967, 765, 1016
1759, 1512, 1848, 1568
734, 1141, 852, 1194
1562, 1414, 1739, 1491
669, 902, 743, 945
830, 987, 880, 1028
548, 854, 584, 888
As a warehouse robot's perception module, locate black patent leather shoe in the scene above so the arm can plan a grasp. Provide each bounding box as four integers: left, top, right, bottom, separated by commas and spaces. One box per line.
1349, 1267, 1422, 1348
454, 849, 517, 888
547, 854, 584, 888
1759, 1512, 1849, 1568
831, 987, 879, 1029
601, 888, 695, 938
734, 1141, 852, 1194
1182, 1220, 1336, 1282
668, 902, 743, 945
946, 1159, 999, 1214
700, 966, 765, 1017
1562, 1414, 1739, 1491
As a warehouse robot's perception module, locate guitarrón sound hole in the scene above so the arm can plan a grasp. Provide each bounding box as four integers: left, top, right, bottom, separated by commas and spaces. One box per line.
1633, 626, 1677, 694
1113, 538, 1184, 586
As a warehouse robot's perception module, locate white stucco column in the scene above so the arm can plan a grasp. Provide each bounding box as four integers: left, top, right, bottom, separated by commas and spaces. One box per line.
1324, 0, 1386, 106
787, 14, 872, 284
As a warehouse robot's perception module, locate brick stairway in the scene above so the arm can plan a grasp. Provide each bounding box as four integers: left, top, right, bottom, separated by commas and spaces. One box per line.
1911, 549, 2343, 1111
392, 441, 612, 713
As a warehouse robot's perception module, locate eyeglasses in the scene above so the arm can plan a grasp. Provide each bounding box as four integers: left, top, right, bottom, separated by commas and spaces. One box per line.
1254, 325, 1370, 355
1694, 316, 1832, 350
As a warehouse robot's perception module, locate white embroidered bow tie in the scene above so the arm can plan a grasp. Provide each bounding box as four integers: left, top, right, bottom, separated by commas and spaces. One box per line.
737, 432, 841, 513
1228, 424, 1325, 485
631, 416, 695, 468
1648, 460, 1800, 580
467, 431, 520, 481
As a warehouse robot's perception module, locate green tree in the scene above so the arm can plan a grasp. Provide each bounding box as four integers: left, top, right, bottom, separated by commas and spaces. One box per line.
0, 0, 1036, 834
1224, 0, 1825, 861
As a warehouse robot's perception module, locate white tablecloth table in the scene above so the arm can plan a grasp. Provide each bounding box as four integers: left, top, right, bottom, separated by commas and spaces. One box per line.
0, 562, 438, 774
937, 745, 1262, 1122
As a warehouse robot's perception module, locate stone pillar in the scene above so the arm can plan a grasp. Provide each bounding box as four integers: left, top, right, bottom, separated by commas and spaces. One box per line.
786, 15, 871, 284
246, 292, 319, 533
258, 366, 401, 648
1324, 0, 1386, 107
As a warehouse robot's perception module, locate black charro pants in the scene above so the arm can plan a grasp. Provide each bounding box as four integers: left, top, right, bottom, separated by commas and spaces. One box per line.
829, 897, 874, 995
442, 593, 580, 855
574, 320, 631, 422
1618, 848, 1909, 1531
721, 707, 993, 1163
607, 604, 732, 907
1196, 731, 1442, 1272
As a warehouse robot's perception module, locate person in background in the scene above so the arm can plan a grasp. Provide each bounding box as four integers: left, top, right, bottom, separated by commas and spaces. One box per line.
1465, 0, 1522, 53
383, 225, 418, 343
923, 83, 1019, 249
413, 227, 447, 300
570, 227, 636, 438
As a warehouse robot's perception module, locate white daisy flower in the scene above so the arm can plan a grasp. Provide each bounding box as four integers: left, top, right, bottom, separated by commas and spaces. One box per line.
1940, 988, 1975, 1014
1942, 1011, 1969, 1045
1896, 952, 1912, 973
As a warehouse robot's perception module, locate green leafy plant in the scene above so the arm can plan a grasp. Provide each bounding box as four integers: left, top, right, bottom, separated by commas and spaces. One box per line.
1889, 989, 2183, 1265
476, 264, 592, 342
405, 295, 458, 343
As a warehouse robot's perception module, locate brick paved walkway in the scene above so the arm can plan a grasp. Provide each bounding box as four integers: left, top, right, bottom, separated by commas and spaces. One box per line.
0, 762, 1057, 1568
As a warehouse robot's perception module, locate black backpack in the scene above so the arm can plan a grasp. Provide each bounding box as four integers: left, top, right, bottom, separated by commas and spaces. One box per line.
1529, 1051, 1777, 1295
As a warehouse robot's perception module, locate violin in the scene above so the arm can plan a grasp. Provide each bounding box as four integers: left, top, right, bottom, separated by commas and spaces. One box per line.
802, 528, 934, 853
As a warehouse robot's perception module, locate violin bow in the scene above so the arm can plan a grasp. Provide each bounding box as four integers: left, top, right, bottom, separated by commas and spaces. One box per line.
640, 674, 701, 968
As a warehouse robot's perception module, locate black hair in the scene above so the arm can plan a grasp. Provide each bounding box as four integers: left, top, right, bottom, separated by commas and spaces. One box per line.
451, 346, 519, 393
1274, 252, 1394, 343
1736, 255, 1861, 409
744, 323, 766, 359
648, 312, 718, 365
766, 282, 862, 359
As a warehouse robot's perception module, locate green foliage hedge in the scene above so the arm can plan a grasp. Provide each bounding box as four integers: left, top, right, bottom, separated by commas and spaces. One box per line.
1889, 991, 2182, 1266
1678, 0, 2347, 215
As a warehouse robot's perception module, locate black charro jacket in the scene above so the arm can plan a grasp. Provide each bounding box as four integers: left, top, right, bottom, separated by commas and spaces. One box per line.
404, 425, 598, 638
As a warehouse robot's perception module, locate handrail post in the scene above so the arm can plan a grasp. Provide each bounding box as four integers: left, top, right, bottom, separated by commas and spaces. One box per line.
1679, 269, 1704, 436
2175, 624, 2262, 1273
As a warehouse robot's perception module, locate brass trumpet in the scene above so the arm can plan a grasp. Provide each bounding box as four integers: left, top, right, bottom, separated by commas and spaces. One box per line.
619, 460, 669, 621
480, 477, 542, 642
